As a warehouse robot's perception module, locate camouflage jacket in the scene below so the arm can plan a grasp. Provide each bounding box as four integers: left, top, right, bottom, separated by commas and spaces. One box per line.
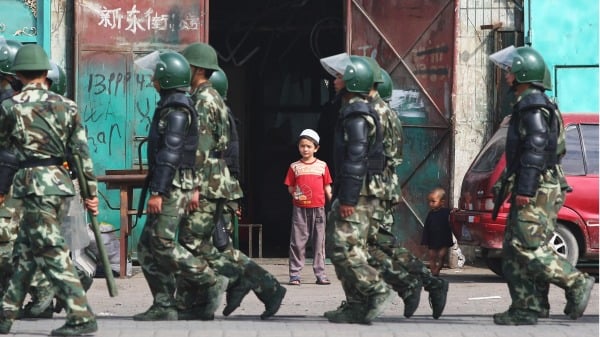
189, 82, 243, 200
369, 92, 403, 202
0, 82, 97, 198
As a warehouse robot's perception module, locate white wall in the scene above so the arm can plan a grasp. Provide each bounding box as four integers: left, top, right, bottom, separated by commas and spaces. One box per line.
50, 1, 68, 73
453, 0, 519, 205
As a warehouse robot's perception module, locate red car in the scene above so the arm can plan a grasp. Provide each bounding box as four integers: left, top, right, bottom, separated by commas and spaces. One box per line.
451, 114, 599, 276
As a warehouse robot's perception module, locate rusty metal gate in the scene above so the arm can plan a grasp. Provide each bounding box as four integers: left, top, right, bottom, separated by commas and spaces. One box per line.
75, 0, 208, 251
346, 0, 456, 252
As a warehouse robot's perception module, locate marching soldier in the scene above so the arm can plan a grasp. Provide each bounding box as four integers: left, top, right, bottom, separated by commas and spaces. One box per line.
490, 46, 594, 325
0, 44, 98, 336
133, 50, 223, 321
176, 43, 286, 320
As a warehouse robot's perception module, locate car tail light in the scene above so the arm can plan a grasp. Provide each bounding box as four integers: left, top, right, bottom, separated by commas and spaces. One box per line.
483, 197, 495, 211
467, 215, 480, 223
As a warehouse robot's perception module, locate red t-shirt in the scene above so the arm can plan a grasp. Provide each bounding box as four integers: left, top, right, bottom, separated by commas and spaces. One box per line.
284, 159, 332, 208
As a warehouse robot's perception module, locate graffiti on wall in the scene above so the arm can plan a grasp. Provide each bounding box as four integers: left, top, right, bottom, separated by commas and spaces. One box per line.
81, 69, 155, 155
96, 4, 200, 34
412, 44, 450, 83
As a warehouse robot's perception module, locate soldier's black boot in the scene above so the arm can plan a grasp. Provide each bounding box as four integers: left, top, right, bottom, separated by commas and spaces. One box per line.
325, 301, 370, 325
364, 287, 392, 322
493, 308, 538, 325
564, 274, 595, 320
22, 301, 54, 319
23, 285, 55, 318
0, 311, 17, 334
537, 282, 550, 318
133, 305, 178, 321
223, 278, 252, 316
399, 279, 423, 318
178, 276, 227, 320
256, 284, 286, 320
242, 260, 287, 320
426, 278, 448, 319
50, 318, 98, 336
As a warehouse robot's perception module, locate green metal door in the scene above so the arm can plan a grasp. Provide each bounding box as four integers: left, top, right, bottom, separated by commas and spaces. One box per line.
75, 0, 208, 256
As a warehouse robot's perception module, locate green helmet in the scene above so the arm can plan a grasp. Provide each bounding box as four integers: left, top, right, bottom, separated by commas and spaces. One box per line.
542, 64, 552, 91
181, 43, 220, 70
209, 69, 228, 99
378, 69, 393, 101
343, 55, 374, 94
11, 44, 51, 72
510, 46, 546, 84
153, 51, 191, 90
48, 61, 67, 95
362, 56, 384, 84
0, 39, 23, 75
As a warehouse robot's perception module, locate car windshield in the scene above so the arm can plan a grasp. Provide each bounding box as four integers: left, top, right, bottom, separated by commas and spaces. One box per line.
470, 127, 507, 173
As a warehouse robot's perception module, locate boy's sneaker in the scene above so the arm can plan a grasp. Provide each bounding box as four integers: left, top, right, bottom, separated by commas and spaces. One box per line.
260, 285, 286, 320
427, 278, 449, 319
133, 305, 177, 321
564, 275, 595, 320
50, 319, 98, 336
493, 309, 538, 325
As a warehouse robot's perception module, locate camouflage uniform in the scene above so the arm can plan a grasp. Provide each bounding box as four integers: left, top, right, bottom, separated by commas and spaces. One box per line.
176, 82, 285, 319
0, 194, 19, 299
496, 87, 593, 322
325, 95, 391, 324
0, 82, 96, 327
135, 89, 218, 320
366, 92, 448, 318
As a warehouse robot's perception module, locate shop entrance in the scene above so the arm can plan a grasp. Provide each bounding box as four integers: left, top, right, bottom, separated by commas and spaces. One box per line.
209, 0, 344, 256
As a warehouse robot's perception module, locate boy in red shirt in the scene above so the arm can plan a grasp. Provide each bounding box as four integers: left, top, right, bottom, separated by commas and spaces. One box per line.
284, 129, 333, 285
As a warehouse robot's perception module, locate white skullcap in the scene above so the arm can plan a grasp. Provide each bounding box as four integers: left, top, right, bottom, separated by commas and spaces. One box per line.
299, 129, 320, 145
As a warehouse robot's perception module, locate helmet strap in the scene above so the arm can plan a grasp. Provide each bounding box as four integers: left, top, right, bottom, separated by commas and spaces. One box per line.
8, 76, 22, 92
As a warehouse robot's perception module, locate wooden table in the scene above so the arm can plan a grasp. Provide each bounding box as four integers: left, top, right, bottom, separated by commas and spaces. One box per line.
97, 170, 147, 278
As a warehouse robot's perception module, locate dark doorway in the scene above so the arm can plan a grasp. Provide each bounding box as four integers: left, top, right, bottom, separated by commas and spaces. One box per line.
209, 0, 344, 256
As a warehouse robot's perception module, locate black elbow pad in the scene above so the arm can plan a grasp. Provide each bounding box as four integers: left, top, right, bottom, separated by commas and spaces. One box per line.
337, 116, 370, 205
151, 110, 190, 195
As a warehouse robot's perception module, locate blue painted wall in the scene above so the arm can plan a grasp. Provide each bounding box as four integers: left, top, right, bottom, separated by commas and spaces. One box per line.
526, 0, 599, 113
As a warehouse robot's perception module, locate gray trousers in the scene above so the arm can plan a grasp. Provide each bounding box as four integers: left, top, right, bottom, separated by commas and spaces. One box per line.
289, 206, 327, 280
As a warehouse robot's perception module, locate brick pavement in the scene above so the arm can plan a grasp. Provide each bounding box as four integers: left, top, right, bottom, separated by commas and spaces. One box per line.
4, 259, 599, 337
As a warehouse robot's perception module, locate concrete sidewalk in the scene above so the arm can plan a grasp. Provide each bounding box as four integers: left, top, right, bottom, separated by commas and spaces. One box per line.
5, 259, 599, 337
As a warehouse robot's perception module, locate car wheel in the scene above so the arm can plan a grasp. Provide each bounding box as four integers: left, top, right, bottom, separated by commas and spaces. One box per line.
484, 256, 504, 277
550, 223, 579, 265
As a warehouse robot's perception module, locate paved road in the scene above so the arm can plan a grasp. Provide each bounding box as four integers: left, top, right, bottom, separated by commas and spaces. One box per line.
5, 259, 599, 336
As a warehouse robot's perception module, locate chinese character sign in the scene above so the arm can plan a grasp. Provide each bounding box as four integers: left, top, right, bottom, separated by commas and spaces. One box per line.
78, 0, 205, 45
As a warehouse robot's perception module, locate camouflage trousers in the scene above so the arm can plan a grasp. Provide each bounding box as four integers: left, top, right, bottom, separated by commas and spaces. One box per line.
502, 170, 584, 313
367, 201, 438, 298
0, 214, 60, 306
326, 197, 389, 303
0, 214, 18, 298
177, 197, 280, 309
137, 187, 216, 308
1, 195, 94, 325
